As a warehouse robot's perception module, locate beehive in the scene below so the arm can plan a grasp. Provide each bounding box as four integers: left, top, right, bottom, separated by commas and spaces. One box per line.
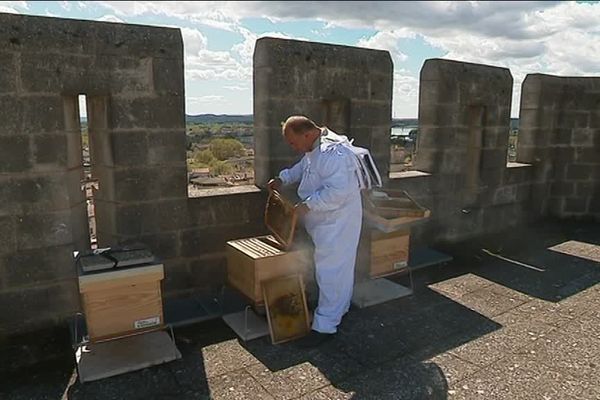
226, 190, 312, 305
78, 263, 164, 342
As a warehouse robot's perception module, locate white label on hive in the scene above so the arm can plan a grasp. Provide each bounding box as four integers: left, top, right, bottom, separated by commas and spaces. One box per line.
134, 316, 160, 329
393, 261, 408, 270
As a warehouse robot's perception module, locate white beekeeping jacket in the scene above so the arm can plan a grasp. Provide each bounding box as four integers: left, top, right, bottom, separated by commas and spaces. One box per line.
320, 128, 382, 190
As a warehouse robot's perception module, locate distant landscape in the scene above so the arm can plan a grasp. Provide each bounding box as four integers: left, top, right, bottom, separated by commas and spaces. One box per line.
181, 114, 520, 191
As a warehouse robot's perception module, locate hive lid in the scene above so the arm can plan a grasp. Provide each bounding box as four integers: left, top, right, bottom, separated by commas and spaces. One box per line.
264, 189, 298, 250
363, 189, 430, 233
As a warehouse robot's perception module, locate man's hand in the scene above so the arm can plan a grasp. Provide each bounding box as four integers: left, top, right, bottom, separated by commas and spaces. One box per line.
268, 178, 282, 192
295, 202, 310, 217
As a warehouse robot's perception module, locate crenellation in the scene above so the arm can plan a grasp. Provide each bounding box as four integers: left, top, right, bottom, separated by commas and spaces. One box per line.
0, 12, 599, 344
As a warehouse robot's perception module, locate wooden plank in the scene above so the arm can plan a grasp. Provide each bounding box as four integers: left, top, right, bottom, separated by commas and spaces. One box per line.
370, 230, 410, 278
83, 280, 164, 341
226, 236, 312, 305
79, 264, 164, 293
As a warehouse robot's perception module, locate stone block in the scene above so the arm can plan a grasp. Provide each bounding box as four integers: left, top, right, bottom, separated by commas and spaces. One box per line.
161, 260, 192, 294
564, 197, 588, 214
441, 150, 468, 174
0, 136, 30, 173
482, 127, 509, 149
0, 13, 95, 55
551, 182, 574, 197
91, 21, 183, 59
493, 185, 518, 205
419, 79, 459, 105
15, 211, 74, 250
418, 127, 468, 149
555, 112, 576, 129
503, 165, 532, 185
113, 166, 187, 202
33, 134, 68, 167
152, 57, 184, 95
0, 215, 16, 255
314, 68, 370, 100
189, 256, 227, 288
179, 224, 266, 258
19, 52, 94, 93
146, 130, 186, 165
414, 149, 444, 173
575, 182, 595, 197
479, 169, 503, 188
350, 102, 392, 128
551, 163, 567, 180
515, 184, 531, 203
0, 281, 79, 330
552, 128, 572, 145
519, 109, 540, 129
0, 96, 23, 136
0, 52, 16, 93
114, 203, 158, 236
571, 128, 595, 146
21, 96, 65, 134
4, 244, 77, 287
2, 174, 71, 214
553, 147, 576, 166
109, 95, 184, 130
110, 131, 148, 166
574, 147, 600, 163
418, 104, 461, 127
132, 232, 179, 260
566, 164, 593, 181
480, 148, 507, 170
156, 199, 191, 231
574, 112, 590, 128
589, 196, 600, 213
188, 190, 265, 227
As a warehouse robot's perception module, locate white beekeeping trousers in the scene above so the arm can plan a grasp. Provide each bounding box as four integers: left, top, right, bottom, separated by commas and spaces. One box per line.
303, 196, 362, 333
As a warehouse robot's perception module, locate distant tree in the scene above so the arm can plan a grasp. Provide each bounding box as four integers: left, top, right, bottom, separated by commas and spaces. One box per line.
209, 159, 234, 175
209, 138, 245, 160
194, 149, 216, 165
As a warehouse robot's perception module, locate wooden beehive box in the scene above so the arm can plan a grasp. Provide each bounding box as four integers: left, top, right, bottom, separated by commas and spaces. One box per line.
367, 229, 410, 278
78, 264, 164, 342
361, 190, 429, 278
226, 190, 312, 306
363, 189, 430, 233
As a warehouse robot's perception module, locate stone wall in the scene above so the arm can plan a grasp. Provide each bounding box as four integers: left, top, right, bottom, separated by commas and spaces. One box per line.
0, 13, 190, 335
0, 18, 394, 337
253, 37, 393, 187
518, 74, 600, 219
389, 59, 534, 243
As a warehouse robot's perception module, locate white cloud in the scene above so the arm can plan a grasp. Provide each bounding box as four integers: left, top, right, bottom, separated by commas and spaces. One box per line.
188, 95, 226, 103
96, 14, 125, 23
224, 85, 249, 91
60, 1, 72, 11
393, 72, 419, 118
357, 30, 413, 63
0, 1, 28, 13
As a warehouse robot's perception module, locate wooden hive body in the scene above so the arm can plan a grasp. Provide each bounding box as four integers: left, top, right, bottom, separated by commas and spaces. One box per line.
78, 264, 165, 342
226, 190, 312, 305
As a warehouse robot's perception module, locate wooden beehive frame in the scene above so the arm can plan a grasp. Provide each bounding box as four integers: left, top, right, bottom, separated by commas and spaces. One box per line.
262, 274, 310, 344
264, 189, 298, 250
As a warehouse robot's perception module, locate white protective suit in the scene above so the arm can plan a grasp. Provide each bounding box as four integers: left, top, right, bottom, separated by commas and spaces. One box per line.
279, 128, 363, 334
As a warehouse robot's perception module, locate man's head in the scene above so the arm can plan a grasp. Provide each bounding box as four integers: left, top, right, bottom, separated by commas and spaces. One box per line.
282, 115, 322, 153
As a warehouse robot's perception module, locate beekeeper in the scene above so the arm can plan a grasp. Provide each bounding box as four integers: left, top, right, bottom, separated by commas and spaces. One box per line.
269, 115, 364, 347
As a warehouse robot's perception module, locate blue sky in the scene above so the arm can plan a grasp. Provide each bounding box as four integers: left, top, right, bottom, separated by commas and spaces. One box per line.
2, 1, 600, 117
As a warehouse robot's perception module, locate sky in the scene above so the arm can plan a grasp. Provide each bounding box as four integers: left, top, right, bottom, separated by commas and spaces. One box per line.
2, 1, 600, 118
